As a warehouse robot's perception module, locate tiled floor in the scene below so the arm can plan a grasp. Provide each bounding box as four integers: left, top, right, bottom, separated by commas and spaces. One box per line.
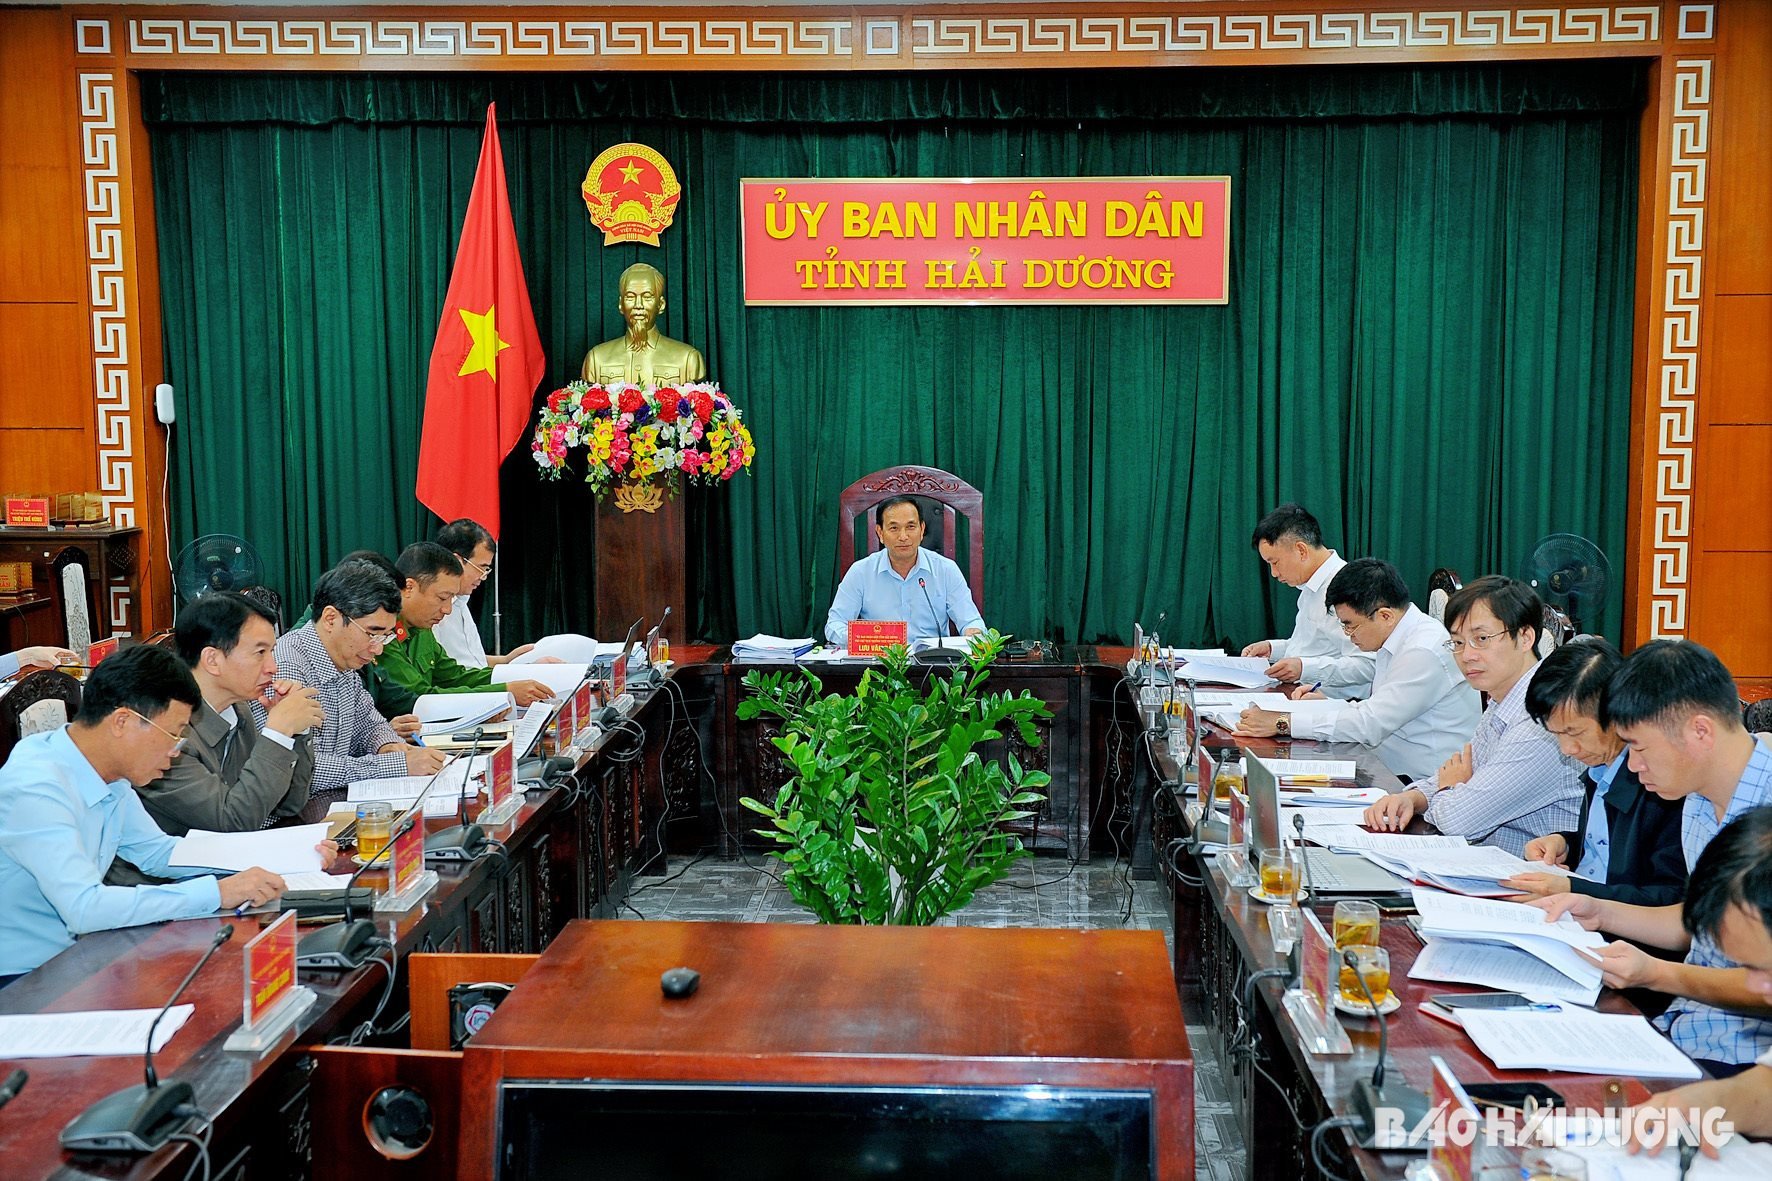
626, 851, 1247, 1181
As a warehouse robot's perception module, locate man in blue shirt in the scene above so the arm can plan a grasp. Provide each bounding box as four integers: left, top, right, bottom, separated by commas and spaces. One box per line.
0, 645, 288, 984
0, 645, 79, 680
824, 496, 984, 648
1533, 640, 1772, 1075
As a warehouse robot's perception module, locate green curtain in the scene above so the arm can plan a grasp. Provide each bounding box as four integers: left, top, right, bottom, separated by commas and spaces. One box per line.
145, 63, 1641, 646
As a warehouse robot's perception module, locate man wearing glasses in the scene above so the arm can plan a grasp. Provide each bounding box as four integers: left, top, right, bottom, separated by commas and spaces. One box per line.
271, 559, 448, 792
0, 645, 288, 985
1236, 558, 1480, 781
432, 518, 543, 668
1359, 576, 1586, 855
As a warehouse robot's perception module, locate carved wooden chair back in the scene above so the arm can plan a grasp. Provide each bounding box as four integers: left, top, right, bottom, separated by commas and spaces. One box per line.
0, 668, 83, 764
836, 465, 985, 616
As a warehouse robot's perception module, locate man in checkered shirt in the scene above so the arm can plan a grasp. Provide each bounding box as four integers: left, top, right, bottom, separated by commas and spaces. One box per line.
263, 559, 447, 793
1534, 640, 1772, 1075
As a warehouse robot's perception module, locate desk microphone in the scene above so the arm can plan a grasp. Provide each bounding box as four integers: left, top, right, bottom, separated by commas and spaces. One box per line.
60, 926, 233, 1153
914, 578, 964, 664
427, 728, 503, 864
1342, 946, 1431, 1149
1292, 813, 1312, 903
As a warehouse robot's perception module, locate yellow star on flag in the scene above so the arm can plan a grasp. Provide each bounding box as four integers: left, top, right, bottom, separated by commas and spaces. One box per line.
457, 304, 510, 379
619, 159, 644, 184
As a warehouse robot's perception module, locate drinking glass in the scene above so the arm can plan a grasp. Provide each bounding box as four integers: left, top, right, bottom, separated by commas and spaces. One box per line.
355, 801, 393, 861
1338, 945, 1392, 1007
1215, 755, 1246, 801
1258, 847, 1298, 899
1333, 900, 1382, 950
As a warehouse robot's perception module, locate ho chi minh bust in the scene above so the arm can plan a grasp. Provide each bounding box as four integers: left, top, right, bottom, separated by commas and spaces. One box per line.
581, 262, 706, 387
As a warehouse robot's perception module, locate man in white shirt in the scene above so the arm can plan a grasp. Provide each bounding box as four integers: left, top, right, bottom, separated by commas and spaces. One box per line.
1236, 558, 1481, 781
825, 497, 984, 647
1239, 504, 1373, 699
1, 646, 79, 681
1361, 576, 1586, 855
432, 518, 539, 669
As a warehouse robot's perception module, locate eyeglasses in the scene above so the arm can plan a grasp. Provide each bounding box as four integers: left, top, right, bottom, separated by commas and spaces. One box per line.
127, 709, 190, 755
1445, 629, 1513, 655
1337, 615, 1372, 635
461, 556, 492, 578
347, 616, 397, 648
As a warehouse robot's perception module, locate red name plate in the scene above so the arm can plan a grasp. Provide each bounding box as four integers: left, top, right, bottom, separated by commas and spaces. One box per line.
1429, 1056, 1476, 1179
87, 636, 121, 666
848, 619, 908, 657
1300, 909, 1335, 1016
489, 740, 515, 810
1196, 745, 1217, 807
245, 910, 297, 1026
390, 817, 423, 896
3, 497, 51, 528
1227, 788, 1247, 848
611, 652, 628, 695
571, 682, 593, 743
742, 177, 1231, 306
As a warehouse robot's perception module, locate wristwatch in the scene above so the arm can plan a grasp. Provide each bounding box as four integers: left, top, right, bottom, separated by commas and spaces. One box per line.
1275, 713, 1291, 738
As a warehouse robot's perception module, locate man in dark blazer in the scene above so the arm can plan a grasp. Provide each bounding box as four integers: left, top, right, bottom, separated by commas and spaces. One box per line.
1501, 638, 1686, 906
133, 593, 324, 835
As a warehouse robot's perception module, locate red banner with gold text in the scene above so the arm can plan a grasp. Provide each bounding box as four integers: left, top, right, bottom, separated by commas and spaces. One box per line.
741, 177, 1230, 306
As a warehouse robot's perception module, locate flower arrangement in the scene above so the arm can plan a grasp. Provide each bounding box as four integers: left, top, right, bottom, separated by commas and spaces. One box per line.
530, 380, 755, 498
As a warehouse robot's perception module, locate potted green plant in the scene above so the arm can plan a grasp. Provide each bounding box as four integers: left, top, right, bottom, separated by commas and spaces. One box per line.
737, 632, 1051, 925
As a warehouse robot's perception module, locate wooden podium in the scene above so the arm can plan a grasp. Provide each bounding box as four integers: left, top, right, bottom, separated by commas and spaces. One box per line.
309, 920, 1193, 1179
595, 484, 686, 647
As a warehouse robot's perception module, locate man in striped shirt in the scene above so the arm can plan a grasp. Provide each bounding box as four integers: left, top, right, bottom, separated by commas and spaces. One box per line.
1534, 640, 1772, 1075
265, 559, 447, 793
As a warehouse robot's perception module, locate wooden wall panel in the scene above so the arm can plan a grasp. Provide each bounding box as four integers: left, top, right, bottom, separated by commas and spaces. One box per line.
1695, 426, 1772, 554
0, 9, 81, 304
0, 305, 89, 430
1713, 0, 1772, 296
0, 430, 92, 494
1690, 552, 1772, 679
1706, 296, 1771, 425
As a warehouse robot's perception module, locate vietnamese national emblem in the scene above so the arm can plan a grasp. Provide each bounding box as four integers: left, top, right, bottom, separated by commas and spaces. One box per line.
582, 143, 682, 247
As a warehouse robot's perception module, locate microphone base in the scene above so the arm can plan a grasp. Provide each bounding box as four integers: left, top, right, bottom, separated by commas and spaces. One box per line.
60, 1081, 193, 1154
294, 918, 378, 971
1353, 1077, 1433, 1151
911, 650, 965, 665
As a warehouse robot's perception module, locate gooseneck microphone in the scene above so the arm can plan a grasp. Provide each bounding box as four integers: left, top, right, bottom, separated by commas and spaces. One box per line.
61, 926, 234, 1153
1342, 945, 1431, 1148
1293, 813, 1312, 903
914, 577, 965, 664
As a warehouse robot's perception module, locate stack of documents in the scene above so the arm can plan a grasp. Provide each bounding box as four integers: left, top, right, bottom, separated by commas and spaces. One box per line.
1308, 829, 1469, 853
1457, 1007, 1700, 1079
1408, 938, 1600, 1006
1411, 888, 1605, 1000
414, 691, 512, 734
492, 662, 587, 698
1198, 696, 1348, 731
0, 1006, 195, 1058
508, 633, 599, 665
1566, 1139, 1772, 1179
733, 635, 816, 661
1362, 846, 1569, 897
1175, 654, 1275, 688
168, 822, 333, 875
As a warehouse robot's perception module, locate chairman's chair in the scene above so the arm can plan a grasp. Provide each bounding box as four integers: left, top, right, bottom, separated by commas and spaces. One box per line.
0, 668, 82, 764
1425, 568, 1463, 625
836, 465, 985, 619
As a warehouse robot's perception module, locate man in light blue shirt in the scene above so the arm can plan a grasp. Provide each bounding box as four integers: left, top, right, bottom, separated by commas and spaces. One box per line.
0, 645, 288, 983
0, 645, 79, 680
824, 496, 984, 648
1533, 640, 1772, 1074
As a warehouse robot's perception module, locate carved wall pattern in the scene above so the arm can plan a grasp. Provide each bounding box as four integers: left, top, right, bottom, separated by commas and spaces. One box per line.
76, 67, 141, 562
1648, 58, 1711, 638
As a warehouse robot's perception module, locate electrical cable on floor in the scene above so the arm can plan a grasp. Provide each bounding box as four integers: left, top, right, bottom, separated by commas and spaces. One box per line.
1310, 1115, 1364, 1181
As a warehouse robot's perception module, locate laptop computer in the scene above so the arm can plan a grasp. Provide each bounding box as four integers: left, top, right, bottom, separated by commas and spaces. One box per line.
1245, 756, 1408, 895
591, 618, 643, 677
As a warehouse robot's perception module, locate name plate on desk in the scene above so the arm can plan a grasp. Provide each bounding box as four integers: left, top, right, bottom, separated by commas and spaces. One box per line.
1429, 1056, 1477, 1177
480, 739, 521, 826
3, 497, 50, 528
570, 681, 594, 744
375, 816, 437, 912
88, 636, 121, 666
611, 651, 628, 696
1196, 745, 1217, 808
225, 910, 314, 1054
1226, 786, 1247, 848
849, 619, 908, 657
1280, 909, 1352, 1056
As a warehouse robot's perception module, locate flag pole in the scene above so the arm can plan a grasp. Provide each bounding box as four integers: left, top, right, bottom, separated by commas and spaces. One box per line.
492, 550, 503, 654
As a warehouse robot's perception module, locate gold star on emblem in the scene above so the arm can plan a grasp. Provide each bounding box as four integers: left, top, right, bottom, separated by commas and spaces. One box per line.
457, 305, 510, 379
619, 159, 644, 184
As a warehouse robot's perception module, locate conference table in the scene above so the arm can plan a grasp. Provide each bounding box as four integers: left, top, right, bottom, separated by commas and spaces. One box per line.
0, 645, 1702, 1179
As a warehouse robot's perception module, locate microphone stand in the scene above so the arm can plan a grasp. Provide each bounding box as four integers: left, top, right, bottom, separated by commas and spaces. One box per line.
914, 577, 963, 664
61, 927, 235, 1153
1342, 947, 1430, 1148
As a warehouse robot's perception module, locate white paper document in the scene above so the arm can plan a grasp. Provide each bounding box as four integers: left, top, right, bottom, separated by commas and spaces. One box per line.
1408, 937, 1601, 1006
1568, 1139, 1772, 1180
1411, 887, 1606, 988
0, 1005, 195, 1059
169, 822, 332, 875
1264, 759, 1358, 778
281, 871, 354, 892
414, 691, 512, 728
1177, 656, 1276, 688
1366, 849, 1568, 897
1308, 828, 1469, 853
733, 635, 817, 661
512, 701, 553, 759
1457, 1007, 1701, 1079
491, 662, 586, 697
508, 633, 599, 665
1278, 786, 1386, 807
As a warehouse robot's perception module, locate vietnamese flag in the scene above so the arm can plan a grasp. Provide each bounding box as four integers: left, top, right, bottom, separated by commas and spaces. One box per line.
415, 104, 544, 540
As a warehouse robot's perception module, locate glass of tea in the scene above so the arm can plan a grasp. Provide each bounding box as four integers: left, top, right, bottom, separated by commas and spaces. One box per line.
1333, 900, 1381, 950
355, 801, 393, 862
1338, 945, 1392, 1008
1258, 847, 1298, 899
1215, 755, 1246, 801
